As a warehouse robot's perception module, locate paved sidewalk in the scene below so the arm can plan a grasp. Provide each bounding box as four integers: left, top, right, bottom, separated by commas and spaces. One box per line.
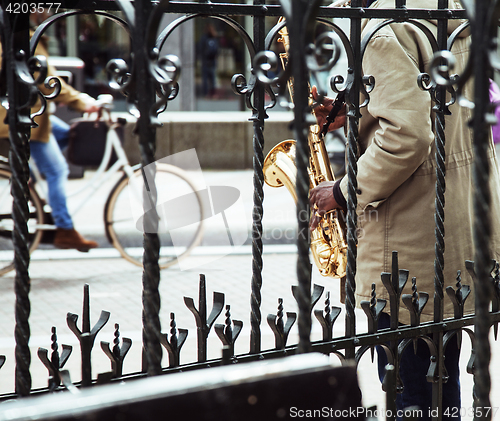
0, 169, 499, 418
1, 250, 499, 419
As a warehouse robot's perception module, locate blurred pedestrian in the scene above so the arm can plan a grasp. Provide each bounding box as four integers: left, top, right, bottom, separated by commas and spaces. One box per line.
0, 16, 100, 251
199, 22, 219, 98
50, 114, 71, 151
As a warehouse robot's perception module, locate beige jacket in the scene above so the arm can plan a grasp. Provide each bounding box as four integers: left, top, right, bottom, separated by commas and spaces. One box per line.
0, 36, 90, 142
338, 0, 500, 323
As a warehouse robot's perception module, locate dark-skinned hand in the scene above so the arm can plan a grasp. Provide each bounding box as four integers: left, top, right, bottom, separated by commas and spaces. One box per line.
309, 180, 342, 231
311, 86, 347, 132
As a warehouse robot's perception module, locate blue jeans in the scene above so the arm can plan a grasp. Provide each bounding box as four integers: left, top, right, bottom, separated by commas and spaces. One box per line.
377, 313, 461, 420
30, 136, 73, 229
50, 115, 71, 151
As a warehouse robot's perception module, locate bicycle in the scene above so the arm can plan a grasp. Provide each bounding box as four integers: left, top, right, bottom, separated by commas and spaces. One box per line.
0, 106, 205, 276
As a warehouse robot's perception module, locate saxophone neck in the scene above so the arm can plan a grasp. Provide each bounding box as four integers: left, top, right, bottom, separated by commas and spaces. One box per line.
309, 125, 335, 185
276, 16, 333, 184
277, 18, 294, 101
277, 17, 290, 52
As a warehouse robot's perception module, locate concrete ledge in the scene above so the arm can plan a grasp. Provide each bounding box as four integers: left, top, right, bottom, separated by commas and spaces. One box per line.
118, 111, 295, 169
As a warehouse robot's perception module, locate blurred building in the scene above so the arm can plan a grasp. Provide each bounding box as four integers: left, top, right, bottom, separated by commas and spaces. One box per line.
42, 3, 348, 113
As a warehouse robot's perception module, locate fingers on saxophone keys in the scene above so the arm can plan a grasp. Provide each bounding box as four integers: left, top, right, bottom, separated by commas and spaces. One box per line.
314, 206, 325, 217
310, 216, 317, 231
310, 211, 322, 231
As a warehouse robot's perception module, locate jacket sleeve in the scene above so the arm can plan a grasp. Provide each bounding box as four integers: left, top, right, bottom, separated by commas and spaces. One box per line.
339, 30, 435, 211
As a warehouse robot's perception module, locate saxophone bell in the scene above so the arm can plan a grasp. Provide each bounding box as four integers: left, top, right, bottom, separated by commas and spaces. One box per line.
262, 140, 297, 200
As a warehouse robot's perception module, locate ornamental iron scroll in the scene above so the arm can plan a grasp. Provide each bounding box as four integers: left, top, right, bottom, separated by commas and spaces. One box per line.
155, 14, 261, 114
253, 17, 353, 112
105, 0, 181, 123
27, 10, 129, 122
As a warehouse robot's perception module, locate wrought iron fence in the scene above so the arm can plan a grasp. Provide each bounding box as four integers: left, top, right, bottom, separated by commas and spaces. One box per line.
0, 0, 499, 420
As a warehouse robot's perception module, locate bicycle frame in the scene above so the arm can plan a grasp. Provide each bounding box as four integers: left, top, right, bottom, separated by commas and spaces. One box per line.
30, 118, 137, 226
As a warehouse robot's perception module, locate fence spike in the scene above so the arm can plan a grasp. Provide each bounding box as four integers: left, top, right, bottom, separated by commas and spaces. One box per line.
314, 291, 342, 342
160, 313, 188, 368
215, 305, 243, 358
100, 323, 132, 378
268, 298, 297, 349
67, 284, 110, 387
184, 274, 224, 362
37, 327, 72, 392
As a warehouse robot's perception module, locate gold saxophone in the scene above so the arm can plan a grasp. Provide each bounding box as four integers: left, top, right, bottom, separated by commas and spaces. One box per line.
263, 18, 347, 279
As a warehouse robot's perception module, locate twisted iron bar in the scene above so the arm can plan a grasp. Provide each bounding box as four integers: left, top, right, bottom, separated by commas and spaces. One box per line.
12, 120, 31, 396
431, 79, 447, 418
289, 0, 314, 353
471, 0, 494, 415
344, 113, 358, 342
295, 143, 313, 353
431, 7, 448, 409
250, 117, 265, 353
2, 10, 33, 397
248, 3, 266, 354
342, 0, 363, 350
432, 99, 446, 322
134, 0, 162, 376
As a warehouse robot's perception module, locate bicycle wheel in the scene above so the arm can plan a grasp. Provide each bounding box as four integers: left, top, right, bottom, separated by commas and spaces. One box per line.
0, 167, 44, 276
104, 163, 205, 269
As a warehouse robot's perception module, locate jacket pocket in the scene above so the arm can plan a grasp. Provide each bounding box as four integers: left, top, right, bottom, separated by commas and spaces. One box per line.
358, 198, 386, 214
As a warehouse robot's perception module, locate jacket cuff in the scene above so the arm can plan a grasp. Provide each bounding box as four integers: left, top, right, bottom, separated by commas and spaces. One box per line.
333, 179, 347, 210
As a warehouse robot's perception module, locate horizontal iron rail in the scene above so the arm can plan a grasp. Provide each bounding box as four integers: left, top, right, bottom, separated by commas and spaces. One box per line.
57, 1, 467, 20
0, 310, 493, 400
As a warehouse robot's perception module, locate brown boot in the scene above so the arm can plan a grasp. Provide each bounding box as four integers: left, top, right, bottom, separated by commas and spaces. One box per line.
53, 228, 98, 252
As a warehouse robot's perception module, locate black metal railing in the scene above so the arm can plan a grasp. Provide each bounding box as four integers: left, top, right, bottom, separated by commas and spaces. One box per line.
0, 1, 499, 420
